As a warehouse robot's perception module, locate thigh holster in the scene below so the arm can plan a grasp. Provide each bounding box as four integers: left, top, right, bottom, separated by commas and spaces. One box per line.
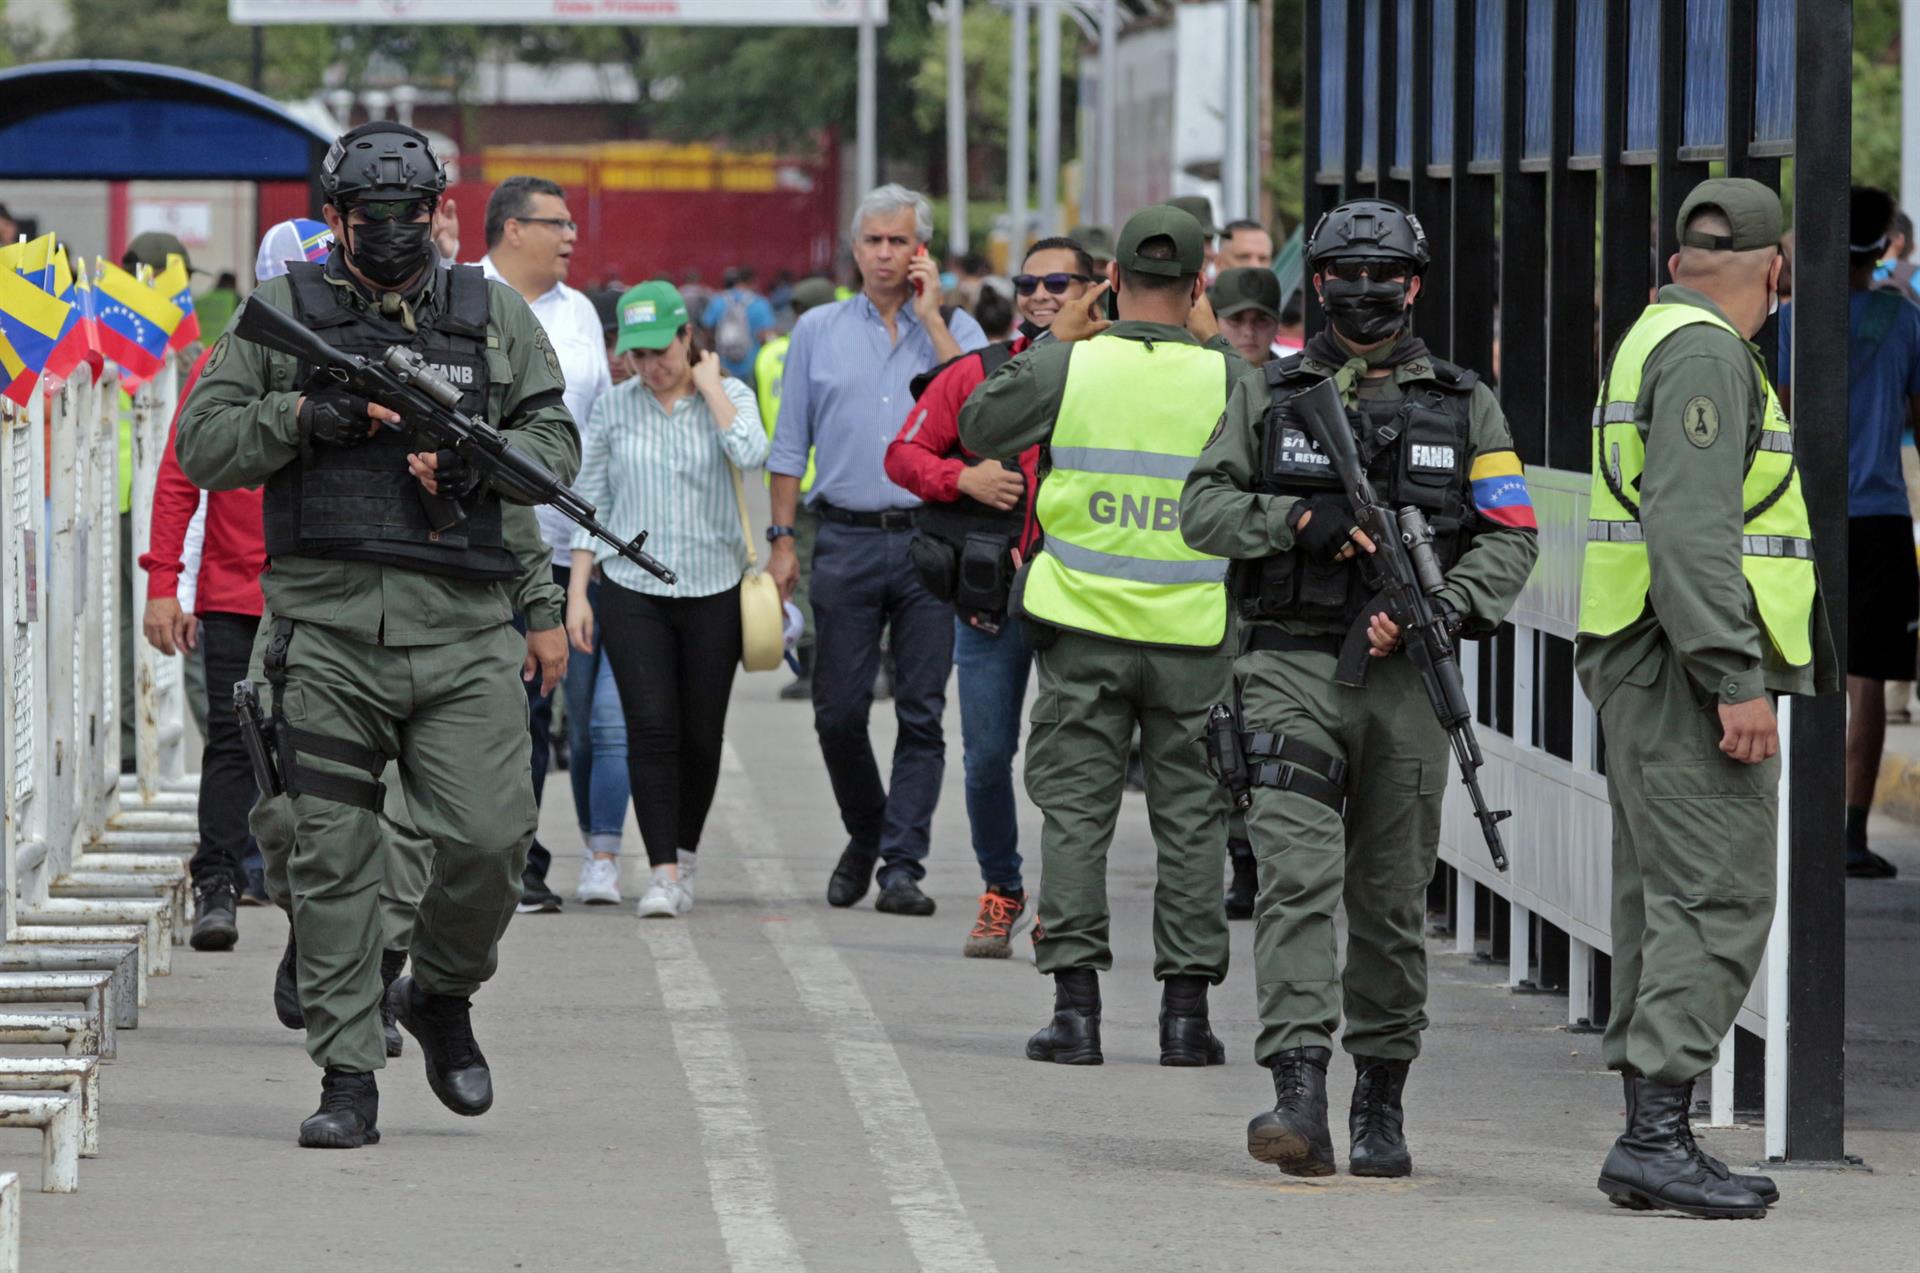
1241, 730, 1347, 816
263, 617, 387, 812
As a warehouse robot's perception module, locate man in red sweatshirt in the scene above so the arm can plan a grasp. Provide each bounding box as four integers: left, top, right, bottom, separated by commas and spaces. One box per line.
884, 236, 1096, 958
141, 342, 267, 951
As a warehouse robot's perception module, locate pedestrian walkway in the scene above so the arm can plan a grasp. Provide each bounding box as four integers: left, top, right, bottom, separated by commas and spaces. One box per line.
10, 680, 1918, 1271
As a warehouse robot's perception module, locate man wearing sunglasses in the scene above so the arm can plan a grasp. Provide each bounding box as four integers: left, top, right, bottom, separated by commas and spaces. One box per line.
1182, 198, 1538, 1179
884, 237, 1095, 959
961, 205, 1253, 1069
178, 122, 580, 1150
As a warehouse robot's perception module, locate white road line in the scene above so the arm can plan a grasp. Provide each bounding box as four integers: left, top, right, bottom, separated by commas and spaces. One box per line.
637, 920, 807, 1273
718, 743, 999, 1273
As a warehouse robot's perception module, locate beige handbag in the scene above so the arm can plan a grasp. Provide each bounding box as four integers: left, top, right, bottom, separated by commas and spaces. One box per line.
729, 460, 787, 672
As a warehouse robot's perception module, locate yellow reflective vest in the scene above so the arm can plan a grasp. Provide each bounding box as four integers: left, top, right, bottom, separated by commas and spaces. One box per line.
1023, 334, 1229, 647
1578, 303, 1814, 666
753, 334, 814, 492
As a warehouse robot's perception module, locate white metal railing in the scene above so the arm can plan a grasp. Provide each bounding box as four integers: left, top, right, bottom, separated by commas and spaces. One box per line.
1437, 465, 1787, 1154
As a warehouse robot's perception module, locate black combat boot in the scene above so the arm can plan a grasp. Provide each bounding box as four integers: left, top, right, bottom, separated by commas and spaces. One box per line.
298, 1068, 379, 1149
389, 975, 494, 1116
1597, 1074, 1769, 1218
1224, 842, 1257, 921
273, 925, 304, 1030
1247, 1046, 1336, 1176
1605, 1074, 1778, 1209
190, 879, 239, 952
1158, 975, 1226, 1066
1026, 968, 1103, 1065
380, 949, 408, 1059
1348, 1057, 1413, 1177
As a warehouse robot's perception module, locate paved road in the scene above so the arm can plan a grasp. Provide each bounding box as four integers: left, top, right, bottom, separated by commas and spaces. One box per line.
12, 676, 1918, 1271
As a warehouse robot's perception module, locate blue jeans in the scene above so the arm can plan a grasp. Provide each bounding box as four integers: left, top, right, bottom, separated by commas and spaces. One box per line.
809, 519, 955, 887
563, 575, 630, 855
953, 615, 1031, 892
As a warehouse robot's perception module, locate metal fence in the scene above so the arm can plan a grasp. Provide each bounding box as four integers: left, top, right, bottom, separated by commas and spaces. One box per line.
0, 356, 198, 1241
1302, 0, 1852, 1161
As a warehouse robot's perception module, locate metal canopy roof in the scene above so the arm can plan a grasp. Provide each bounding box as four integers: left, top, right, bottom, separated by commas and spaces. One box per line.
0, 60, 330, 181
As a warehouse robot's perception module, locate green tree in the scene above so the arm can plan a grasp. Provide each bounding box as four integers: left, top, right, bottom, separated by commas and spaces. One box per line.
1855, 0, 1901, 196
63, 0, 334, 97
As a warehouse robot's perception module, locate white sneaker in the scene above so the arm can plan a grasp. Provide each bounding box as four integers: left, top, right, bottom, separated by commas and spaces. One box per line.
676, 849, 698, 901
637, 869, 692, 918
576, 857, 623, 905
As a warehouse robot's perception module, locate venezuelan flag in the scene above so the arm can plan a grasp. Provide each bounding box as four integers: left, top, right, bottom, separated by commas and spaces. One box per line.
46, 252, 102, 382
157, 254, 199, 352
11, 232, 59, 281
95, 259, 181, 389
0, 265, 73, 405
1469, 449, 1537, 531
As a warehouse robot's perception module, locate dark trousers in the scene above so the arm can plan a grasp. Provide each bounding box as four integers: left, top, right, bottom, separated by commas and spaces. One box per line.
513, 605, 556, 885
191, 611, 262, 889
809, 520, 954, 885
599, 580, 743, 867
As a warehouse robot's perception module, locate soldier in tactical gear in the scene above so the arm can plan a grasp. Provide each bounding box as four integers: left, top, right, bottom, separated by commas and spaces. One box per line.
177, 122, 580, 1149
1180, 198, 1538, 1178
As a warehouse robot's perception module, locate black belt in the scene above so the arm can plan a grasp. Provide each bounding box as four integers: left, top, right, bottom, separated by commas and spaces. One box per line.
1241, 730, 1346, 813
815, 501, 916, 531
1243, 628, 1342, 658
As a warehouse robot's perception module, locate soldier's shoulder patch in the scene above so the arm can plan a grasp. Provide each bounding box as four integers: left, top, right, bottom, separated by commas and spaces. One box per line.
534, 326, 562, 380
1204, 413, 1229, 450
203, 334, 231, 376
1682, 395, 1720, 448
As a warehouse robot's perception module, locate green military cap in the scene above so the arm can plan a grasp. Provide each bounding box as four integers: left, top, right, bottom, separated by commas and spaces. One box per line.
1676, 178, 1784, 252
1210, 266, 1282, 319
1165, 194, 1219, 237
791, 276, 838, 314
1069, 223, 1115, 264
1115, 205, 1205, 277
615, 279, 690, 353
124, 230, 196, 274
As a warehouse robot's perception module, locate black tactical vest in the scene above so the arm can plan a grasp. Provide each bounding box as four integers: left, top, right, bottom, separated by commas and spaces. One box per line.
1232, 353, 1477, 624
262, 262, 518, 582
905, 342, 1025, 618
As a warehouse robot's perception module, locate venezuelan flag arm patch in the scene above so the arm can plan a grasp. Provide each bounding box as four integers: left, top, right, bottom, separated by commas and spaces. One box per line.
1469, 450, 1537, 530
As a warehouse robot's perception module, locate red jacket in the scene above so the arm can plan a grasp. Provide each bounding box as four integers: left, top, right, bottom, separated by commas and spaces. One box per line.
139, 347, 268, 616
884, 336, 1043, 555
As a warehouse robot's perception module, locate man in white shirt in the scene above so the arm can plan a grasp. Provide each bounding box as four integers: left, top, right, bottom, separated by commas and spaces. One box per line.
479, 176, 619, 912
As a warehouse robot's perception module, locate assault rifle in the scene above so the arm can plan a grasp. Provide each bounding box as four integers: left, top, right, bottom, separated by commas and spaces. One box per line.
233, 297, 677, 585
1291, 377, 1511, 871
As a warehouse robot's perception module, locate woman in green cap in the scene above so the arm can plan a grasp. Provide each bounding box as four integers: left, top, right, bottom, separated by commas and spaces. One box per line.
566, 280, 769, 918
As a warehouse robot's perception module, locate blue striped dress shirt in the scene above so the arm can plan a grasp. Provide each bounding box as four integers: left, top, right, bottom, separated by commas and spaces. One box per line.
573, 375, 769, 598
767, 294, 987, 512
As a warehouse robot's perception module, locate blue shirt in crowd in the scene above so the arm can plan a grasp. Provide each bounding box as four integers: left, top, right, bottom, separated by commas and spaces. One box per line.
769, 293, 986, 512
1779, 290, 1920, 518
702, 287, 777, 380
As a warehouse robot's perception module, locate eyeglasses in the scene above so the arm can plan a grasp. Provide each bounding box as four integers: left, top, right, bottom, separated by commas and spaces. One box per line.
1013, 272, 1095, 296
1322, 258, 1411, 283
515, 216, 578, 233
355, 199, 434, 223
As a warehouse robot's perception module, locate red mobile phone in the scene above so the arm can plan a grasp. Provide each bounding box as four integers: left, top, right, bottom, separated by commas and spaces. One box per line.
912, 243, 927, 296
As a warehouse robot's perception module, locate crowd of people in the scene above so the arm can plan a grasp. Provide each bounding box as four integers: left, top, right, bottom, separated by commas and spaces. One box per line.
99, 119, 1829, 1220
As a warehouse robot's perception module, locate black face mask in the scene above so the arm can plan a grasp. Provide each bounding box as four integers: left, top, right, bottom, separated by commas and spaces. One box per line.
1321, 276, 1409, 345
347, 219, 434, 289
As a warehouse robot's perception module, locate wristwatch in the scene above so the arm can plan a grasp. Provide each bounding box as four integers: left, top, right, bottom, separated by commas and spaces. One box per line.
766, 525, 796, 543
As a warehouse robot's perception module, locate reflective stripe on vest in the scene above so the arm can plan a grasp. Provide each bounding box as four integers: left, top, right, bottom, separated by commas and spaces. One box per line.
1577, 304, 1815, 666
1023, 334, 1229, 647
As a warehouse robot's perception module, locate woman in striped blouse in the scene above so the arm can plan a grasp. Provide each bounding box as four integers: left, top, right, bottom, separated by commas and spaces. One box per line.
567, 281, 769, 918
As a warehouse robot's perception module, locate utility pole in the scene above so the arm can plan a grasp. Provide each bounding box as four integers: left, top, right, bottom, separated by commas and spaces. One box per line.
947, 0, 969, 254
857, 0, 879, 197
1099, 0, 1119, 226
1010, 0, 1031, 255
1038, 0, 1062, 235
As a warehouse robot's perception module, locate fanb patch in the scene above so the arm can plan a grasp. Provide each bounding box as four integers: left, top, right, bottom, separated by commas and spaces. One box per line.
535, 326, 562, 380
1682, 395, 1720, 448
203, 334, 231, 376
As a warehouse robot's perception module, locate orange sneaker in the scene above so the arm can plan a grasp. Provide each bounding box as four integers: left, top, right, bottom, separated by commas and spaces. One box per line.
963, 886, 1026, 959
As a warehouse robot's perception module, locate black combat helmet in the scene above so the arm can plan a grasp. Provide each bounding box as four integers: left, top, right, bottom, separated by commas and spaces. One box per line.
320, 122, 448, 208
1306, 199, 1430, 273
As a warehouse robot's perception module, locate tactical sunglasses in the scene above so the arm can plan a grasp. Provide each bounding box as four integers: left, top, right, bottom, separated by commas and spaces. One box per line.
1013, 272, 1096, 296
354, 199, 435, 223
1322, 258, 1411, 283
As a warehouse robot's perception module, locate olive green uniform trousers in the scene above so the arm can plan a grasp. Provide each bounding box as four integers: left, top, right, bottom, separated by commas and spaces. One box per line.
1027, 630, 1231, 982
1599, 646, 1777, 1085
1241, 644, 1448, 1065
247, 617, 536, 1074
